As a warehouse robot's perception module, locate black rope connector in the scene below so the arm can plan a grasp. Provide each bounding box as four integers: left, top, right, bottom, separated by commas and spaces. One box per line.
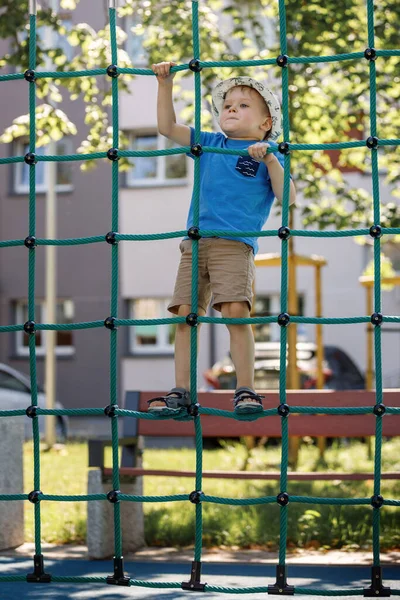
24, 236, 36, 249
371, 494, 384, 509
107, 148, 119, 161
107, 490, 121, 503
278, 227, 291, 240
369, 224, 382, 238
189, 490, 204, 504
191, 143, 203, 157
187, 403, 201, 417
24, 152, 37, 165
105, 231, 118, 245
277, 492, 289, 506
186, 313, 198, 327
364, 47, 377, 61
363, 566, 391, 597
24, 320, 35, 334
26, 405, 38, 419
106, 64, 119, 78
28, 490, 43, 504
276, 54, 288, 68
373, 403, 386, 416
268, 565, 294, 595
188, 226, 201, 240
104, 404, 118, 418
278, 313, 290, 327
189, 58, 202, 72
278, 142, 290, 155
24, 69, 36, 82
104, 316, 117, 330
277, 404, 290, 417
182, 561, 206, 592
366, 136, 379, 149
371, 312, 383, 326
26, 554, 51, 583
106, 557, 130, 586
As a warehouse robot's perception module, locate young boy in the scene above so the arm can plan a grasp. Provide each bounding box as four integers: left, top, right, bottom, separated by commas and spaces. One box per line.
147, 62, 296, 414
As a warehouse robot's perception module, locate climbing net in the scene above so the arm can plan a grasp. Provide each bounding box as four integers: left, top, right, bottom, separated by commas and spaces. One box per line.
0, 0, 400, 594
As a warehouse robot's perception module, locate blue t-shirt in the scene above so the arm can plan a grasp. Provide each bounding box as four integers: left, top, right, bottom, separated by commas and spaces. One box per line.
186, 127, 286, 255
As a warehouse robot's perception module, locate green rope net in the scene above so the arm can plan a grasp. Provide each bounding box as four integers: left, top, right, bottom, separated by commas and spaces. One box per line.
0, 0, 399, 594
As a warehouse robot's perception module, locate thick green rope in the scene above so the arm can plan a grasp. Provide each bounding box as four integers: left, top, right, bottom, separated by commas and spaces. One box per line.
0, 0, 399, 594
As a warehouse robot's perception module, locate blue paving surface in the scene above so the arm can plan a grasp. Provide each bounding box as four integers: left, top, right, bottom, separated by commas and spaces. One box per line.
0, 557, 399, 599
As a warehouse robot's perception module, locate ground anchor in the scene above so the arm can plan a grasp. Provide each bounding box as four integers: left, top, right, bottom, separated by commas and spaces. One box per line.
182, 561, 206, 591
26, 555, 51, 583
268, 565, 294, 595
363, 566, 391, 597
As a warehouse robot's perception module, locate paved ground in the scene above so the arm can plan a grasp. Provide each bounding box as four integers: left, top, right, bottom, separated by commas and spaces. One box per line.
0, 546, 399, 600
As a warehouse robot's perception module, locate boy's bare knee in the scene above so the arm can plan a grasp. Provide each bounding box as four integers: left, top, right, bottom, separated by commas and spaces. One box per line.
221, 301, 250, 320
176, 305, 206, 331
177, 304, 192, 317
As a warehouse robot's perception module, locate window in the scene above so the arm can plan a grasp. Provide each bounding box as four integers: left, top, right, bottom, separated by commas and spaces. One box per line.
253, 295, 305, 342
18, 14, 73, 65
126, 133, 187, 187
14, 138, 73, 194
130, 299, 175, 355
125, 14, 147, 66
15, 300, 75, 357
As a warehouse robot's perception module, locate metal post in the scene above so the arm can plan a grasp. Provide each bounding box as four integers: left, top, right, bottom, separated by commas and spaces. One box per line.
366, 284, 374, 390
287, 210, 299, 389
45, 141, 57, 448
44, 0, 59, 448
109, 0, 117, 7
29, 0, 37, 15
315, 265, 324, 389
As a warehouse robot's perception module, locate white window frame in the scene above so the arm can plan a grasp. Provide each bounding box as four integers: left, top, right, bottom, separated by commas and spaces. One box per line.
14, 139, 74, 195
126, 132, 188, 188
15, 300, 75, 357
130, 298, 175, 355
254, 294, 307, 342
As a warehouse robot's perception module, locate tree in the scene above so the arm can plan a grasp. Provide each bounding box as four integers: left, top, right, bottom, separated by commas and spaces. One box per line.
1, 0, 399, 238
0, 0, 133, 170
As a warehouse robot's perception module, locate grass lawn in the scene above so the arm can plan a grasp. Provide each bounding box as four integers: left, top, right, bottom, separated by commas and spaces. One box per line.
23, 437, 400, 550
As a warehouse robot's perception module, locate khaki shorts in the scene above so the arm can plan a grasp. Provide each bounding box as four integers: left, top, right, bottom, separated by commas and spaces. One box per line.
168, 238, 255, 314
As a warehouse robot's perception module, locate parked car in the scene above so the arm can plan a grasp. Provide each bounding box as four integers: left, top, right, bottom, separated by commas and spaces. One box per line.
0, 363, 68, 442
203, 343, 365, 391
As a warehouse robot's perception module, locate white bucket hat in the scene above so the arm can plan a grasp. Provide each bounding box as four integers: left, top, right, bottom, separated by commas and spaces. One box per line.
212, 76, 282, 141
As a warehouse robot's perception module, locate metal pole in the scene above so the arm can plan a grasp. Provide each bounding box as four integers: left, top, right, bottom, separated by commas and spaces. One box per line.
366, 285, 373, 390
315, 265, 324, 389
109, 0, 117, 8
29, 0, 37, 15
45, 142, 57, 447
44, 0, 59, 448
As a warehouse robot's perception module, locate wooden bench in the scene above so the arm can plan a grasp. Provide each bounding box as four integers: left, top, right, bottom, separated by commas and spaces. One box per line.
89, 389, 400, 482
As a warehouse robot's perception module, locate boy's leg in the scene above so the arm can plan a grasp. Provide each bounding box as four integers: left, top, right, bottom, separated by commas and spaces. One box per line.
220, 301, 255, 390
149, 304, 205, 408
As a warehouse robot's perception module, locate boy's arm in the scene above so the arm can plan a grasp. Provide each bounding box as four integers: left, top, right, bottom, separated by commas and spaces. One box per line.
152, 61, 191, 147
263, 154, 296, 205
247, 142, 296, 205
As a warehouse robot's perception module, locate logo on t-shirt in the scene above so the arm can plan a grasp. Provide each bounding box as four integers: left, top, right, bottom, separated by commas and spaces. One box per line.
235, 156, 260, 178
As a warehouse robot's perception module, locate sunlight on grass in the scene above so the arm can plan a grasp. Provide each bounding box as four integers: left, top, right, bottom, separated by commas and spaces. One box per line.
22, 438, 400, 549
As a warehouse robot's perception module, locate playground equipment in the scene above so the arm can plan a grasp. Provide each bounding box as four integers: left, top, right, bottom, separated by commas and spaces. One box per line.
255, 224, 328, 465
360, 274, 400, 390
0, 0, 399, 595
255, 228, 327, 391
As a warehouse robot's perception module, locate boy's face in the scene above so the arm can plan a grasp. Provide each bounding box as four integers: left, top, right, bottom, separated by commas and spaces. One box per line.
220, 86, 272, 141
